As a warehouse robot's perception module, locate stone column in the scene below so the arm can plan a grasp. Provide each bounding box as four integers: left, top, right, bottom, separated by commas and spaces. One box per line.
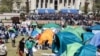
48, 0, 50, 8
62, 0, 64, 8
38, 0, 41, 8
43, 0, 45, 8
67, 0, 69, 8
71, 0, 73, 8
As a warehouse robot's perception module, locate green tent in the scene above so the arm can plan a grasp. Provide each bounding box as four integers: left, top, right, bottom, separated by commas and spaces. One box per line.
42, 23, 61, 28
8, 28, 16, 33
35, 28, 42, 33
61, 42, 82, 56
61, 25, 85, 41
31, 22, 37, 26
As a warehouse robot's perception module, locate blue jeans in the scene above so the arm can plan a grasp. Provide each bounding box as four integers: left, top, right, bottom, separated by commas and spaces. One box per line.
27, 48, 33, 56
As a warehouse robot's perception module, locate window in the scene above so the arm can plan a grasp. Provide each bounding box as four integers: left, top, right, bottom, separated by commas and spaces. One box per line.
41, 0, 43, 3
64, 0, 66, 6
68, 0, 71, 5
16, 2, 20, 9
60, 0, 62, 3
50, 0, 53, 3
45, 3, 47, 8
36, 0, 39, 3
64, 0, 67, 3
73, 0, 75, 4
36, 0, 39, 8
45, 0, 48, 3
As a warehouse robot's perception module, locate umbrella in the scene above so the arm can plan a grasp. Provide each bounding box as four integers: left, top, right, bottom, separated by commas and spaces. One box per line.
42, 23, 61, 28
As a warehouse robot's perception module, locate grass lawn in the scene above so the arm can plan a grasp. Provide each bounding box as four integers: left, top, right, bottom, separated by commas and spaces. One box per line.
5, 36, 52, 56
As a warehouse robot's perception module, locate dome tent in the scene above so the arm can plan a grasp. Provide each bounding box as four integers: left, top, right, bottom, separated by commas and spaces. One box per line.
61, 26, 85, 41
52, 32, 82, 55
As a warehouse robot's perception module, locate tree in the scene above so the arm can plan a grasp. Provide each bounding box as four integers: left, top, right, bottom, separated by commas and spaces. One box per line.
0, 0, 22, 13
0, 0, 14, 13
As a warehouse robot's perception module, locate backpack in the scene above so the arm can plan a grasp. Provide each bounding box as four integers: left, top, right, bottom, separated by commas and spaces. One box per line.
0, 44, 7, 55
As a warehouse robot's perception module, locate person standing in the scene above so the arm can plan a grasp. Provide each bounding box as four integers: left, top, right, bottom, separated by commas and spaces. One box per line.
8, 27, 16, 47
25, 37, 36, 56
17, 38, 25, 56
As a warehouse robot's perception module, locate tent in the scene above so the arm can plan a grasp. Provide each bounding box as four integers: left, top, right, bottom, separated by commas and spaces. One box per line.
61, 42, 82, 56
78, 44, 97, 56
42, 23, 61, 29
89, 25, 100, 30
31, 22, 37, 26
82, 32, 94, 44
31, 29, 39, 38
61, 26, 85, 41
90, 32, 100, 47
38, 29, 54, 45
52, 32, 82, 55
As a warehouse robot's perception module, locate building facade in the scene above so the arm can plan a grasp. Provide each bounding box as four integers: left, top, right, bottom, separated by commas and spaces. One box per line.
12, 0, 93, 13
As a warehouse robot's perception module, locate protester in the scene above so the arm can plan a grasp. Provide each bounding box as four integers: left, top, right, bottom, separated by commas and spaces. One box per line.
17, 38, 25, 56
25, 37, 36, 56
8, 27, 16, 47
0, 38, 7, 56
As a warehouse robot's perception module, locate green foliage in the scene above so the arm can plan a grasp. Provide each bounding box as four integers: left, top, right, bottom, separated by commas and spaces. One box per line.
0, 0, 14, 13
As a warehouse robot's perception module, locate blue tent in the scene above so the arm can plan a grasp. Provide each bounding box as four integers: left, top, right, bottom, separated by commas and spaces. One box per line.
70, 9, 79, 14
89, 25, 100, 30
52, 32, 82, 55
47, 9, 55, 13
38, 9, 46, 14
82, 32, 94, 44
60, 9, 69, 13
90, 33, 100, 47
78, 44, 97, 56
31, 29, 39, 38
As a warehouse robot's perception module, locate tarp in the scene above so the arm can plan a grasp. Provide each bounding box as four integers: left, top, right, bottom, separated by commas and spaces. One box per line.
47, 9, 55, 13
90, 32, 100, 47
61, 26, 85, 41
38, 9, 46, 14
61, 42, 82, 56
60, 9, 69, 13
78, 44, 97, 56
42, 23, 61, 29
82, 32, 94, 44
38, 29, 54, 45
52, 32, 82, 55
70, 9, 79, 14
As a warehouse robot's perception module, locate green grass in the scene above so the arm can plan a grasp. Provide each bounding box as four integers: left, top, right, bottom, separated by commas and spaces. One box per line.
6, 36, 52, 56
